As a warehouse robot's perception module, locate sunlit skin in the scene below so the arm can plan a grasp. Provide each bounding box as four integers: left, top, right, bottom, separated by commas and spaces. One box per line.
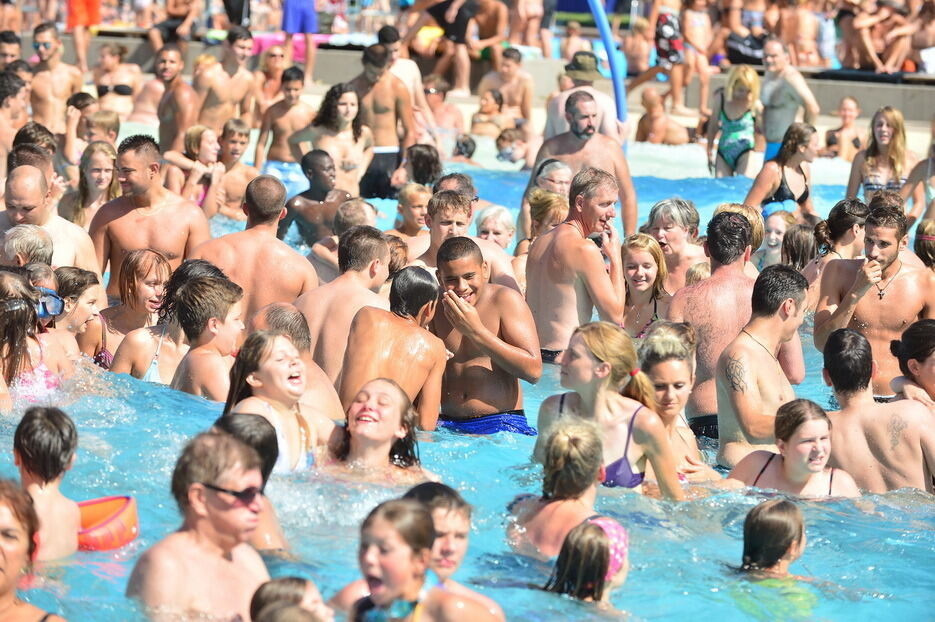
477, 218, 514, 250
336, 92, 359, 127
567, 100, 598, 140
398, 194, 429, 234
116, 150, 157, 197
428, 208, 470, 242
155, 49, 183, 84
777, 419, 832, 479
648, 214, 693, 257
282, 79, 303, 107
63, 287, 101, 335
33, 30, 58, 63
214, 301, 245, 357
531, 214, 564, 239
201, 466, 264, 544
872, 115, 894, 147
536, 168, 572, 194
623, 248, 658, 296
221, 132, 249, 163
358, 517, 429, 607
197, 130, 221, 164
864, 225, 903, 272
648, 359, 693, 423
133, 266, 168, 314
478, 91, 500, 115
346, 380, 408, 448
430, 509, 470, 581
248, 336, 307, 405
763, 214, 788, 250
838, 98, 859, 127
907, 351, 935, 400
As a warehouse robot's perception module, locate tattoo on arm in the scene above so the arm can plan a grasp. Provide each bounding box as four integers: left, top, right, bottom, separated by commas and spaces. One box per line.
889, 414, 907, 450
726, 355, 747, 394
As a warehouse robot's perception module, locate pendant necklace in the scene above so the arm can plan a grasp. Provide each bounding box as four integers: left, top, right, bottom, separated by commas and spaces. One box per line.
874, 260, 902, 300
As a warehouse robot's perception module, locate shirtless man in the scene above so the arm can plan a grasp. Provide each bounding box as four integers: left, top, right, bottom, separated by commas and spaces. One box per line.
544, 52, 622, 144
0, 165, 98, 273
295, 225, 390, 385
278, 150, 352, 247
155, 45, 199, 153
385, 182, 431, 261
196, 26, 257, 132
308, 199, 377, 284
127, 432, 269, 621
824, 328, 935, 493
190, 176, 318, 321
525, 167, 625, 361
89, 135, 210, 299
254, 67, 315, 182
350, 44, 415, 199
715, 264, 807, 467
530, 91, 638, 236
467, 0, 509, 70
216, 118, 260, 221
760, 37, 820, 161
127, 77, 165, 126
431, 237, 541, 434
29, 23, 82, 135
0, 31, 20, 71
339, 266, 447, 430
476, 48, 533, 123
377, 26, 438, 144
814, 206, 935, 397
0, 71, 27, 175
636, 86, 689, 145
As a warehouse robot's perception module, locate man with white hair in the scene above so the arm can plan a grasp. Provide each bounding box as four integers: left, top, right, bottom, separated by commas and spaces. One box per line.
2, 224, 53, 266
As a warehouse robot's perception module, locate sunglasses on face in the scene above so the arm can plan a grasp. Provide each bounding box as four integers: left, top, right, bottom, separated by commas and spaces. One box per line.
201, 482, 264, 504
33, 41, 53, 50
36, 287, 64, 320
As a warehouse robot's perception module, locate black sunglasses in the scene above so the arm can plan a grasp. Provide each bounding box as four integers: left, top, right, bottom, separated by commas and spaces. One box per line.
201, 482, 263, 504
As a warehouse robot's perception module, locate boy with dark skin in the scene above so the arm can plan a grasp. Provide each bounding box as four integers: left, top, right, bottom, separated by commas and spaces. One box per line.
155, 45, 199, 153
216, 119, 260, 221
431, 237, 542, 434
30, 23, 82, 135
278, 150, 352, 246
195, 27, 257, 132
254, 67, 316, 172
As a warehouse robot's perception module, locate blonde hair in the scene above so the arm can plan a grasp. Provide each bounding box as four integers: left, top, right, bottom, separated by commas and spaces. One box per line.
527, 188, 568, 237
542, 419, 603, 500
685, 261, 710, 285
193, 53, 218, 72
866, 106, 908, 181
574, 322, 656, 409
183, 125, 212, 161
913, 218, 935, 268
715, 203, 765, 251
398, 182, 431, 207
766, 210, 796, 230
639, 321, 697, 375
75, 141, 121, 227
725, 64, 760, 105
622, 234, 668, 301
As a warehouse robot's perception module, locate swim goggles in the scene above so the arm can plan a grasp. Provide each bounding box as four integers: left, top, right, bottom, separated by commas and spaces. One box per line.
35, 287, 64, 320
496, 146, 515, 162
588, 517, 629, 581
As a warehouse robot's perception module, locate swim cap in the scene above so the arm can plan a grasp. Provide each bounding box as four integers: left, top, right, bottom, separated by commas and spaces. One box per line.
588, 516, 628, 581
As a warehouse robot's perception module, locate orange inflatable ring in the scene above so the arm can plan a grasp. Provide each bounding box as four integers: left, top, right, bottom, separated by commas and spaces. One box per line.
78, 496, 139, 551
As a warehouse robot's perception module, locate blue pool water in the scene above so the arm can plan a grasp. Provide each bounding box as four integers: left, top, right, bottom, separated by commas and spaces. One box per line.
3, 165, 933, 620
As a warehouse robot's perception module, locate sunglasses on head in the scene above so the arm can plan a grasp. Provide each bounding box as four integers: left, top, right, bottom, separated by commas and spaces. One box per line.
33, 41, 53, 50
201, 482, 263, 504
36, 287, 64, 320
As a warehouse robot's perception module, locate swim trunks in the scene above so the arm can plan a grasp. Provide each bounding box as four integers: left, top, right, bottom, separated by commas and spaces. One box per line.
67, 0, 100, 28
688, 414, 718, 439
541, 0, 558, 30
282, 0, 318, 34
654, 7, 685, 69
540, 349, 563, 364
426, 0, 479, 45
262, 160, 306, 200
152, 16, 197, 42
359, 147, 400, 199
764, 141, 781, 161
438, 410, 537, 435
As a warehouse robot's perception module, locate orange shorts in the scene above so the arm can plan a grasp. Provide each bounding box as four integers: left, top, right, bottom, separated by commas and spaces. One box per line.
67, 0, 100, 29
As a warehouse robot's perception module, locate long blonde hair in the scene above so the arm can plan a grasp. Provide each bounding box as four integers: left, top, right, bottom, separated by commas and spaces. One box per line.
622, 234, 668, 301
542, 419, 603, 500
574, 322, 657, 410
75, 141, 120, 227
865, 106, 908, 181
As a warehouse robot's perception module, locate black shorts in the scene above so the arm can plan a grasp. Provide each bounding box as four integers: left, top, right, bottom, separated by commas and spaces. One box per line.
359, 150, 400, 199
541, 0, 557, 30
152, 16, 195, 42
427, 0, 479, 44
689, 414, 719, 439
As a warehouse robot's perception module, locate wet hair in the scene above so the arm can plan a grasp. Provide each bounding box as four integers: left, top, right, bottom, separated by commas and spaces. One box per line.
740, 499, 804, 572
914, 219, 935, 268
258, 303, 311, 353
74, 141, 120, 227
221, 118, 251, 140
403, 482, 472, 519
867, 190, 904, 213
750, 264, 808, 317
453, 134, 475, 158
223, 330, 291, 414
398, 182, 431, 208
377, 25, 401, 44
814, 198, 868, 253
0, 70, 25, 108
183, 125, 213, 161
574, 321, 656, 409
226, 25, 253, 44
170, 431, 261, 514
338, 225, 388, 273
482, 88, 504, 112
0, 271, 39, 385
213, 413, 279, 485
362, 498, 435, 553
503, 47, 522, 63
715, 203, 764, 251
99, 42, 128, 60
775, 399, 829, 443
890, 320, 935, 379
543, 521, 611, 601
14, 407, 77, 483
823, 329, 872, 395
432, 172, 475, 198
685, 261, 710, 285
622, 234, 668, 301
118, 134, 160, 162
65, 91, 96, 111
245, 175, 287, 222
3, 224, 52, 265
438, 236, 484, 268
174, 276, 243, 342
406, 144, 443, 187
362, 43, 390, 68
542, 419, 603, 500
706, 211, 752, 265
157, 259, 227, 324
118, 249, 171, 312
648, 198, 700, 239
338, 378, 420, 467
639, 321, 697, 375
865, 106, 908, 181
865, 205, 908, 239
54, 266, 98, 302
568, 167, 616, 210
390, 266, 438, 317
0, 479, 39, 561
774, 122, 817, 167
250, 578, 311, 622
564, 89, 595, 115
725, 64, 760, 103
475, 204, 515, 238
312, 82, 362, 141
33, 21, 58, 39
383, 234, 409, 277
780, 224, 817, 271
527, 188, 568, 236
427, 189, 471, 219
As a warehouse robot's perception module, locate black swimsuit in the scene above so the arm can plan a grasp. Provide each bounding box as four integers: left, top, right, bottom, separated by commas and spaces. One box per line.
752, 453, 834, 495
764, 165, 809, 207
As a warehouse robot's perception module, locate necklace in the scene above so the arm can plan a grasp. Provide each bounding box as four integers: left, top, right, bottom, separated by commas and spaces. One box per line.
742, 329, 779, 361
873, 260, 902, 300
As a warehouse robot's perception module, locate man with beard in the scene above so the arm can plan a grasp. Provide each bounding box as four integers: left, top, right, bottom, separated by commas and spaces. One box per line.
29, 23, 82, 135
278, 150, 352, 247
156, 44, 199, 153
528, 91, 637, 235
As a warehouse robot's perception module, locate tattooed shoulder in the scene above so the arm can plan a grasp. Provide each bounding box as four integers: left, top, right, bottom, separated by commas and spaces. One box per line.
889, 414, 907, 450
725, 354, 747, 394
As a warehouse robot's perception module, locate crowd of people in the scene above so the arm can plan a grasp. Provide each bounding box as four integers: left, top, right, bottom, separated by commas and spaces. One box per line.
0, 3, 932, 622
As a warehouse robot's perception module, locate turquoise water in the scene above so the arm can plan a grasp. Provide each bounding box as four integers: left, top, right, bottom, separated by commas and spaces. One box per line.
3, 167, 933, 620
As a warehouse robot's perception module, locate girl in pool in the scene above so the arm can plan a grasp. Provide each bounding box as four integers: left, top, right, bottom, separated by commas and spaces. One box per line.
706, 64, 761, 178
534, 322, 685, 501
324, 378, 433, 484
780, 225, 817, 272
92, 43, 143, 120
57, 141, 121, 230
713, 202, 764, 279
622, 234, 670, 341
351, 499, 499, 622
508, 419, 605, 559
79, 249, 170, 370
889, 320, 935, 405
471, 90, 514, 138
475, 204, 516, 251
738, 498, 805, 579
915, 219, 935, 272
745, 122, 819, 224
165, 125, 224, 217
513, 189, 568, 292
51, 267, 101, 360
639, 321, 720, 483
250, 577, 333, 622
801, 198, 868, 310
822, 96, 863, 163
646, 198, 708, 295
846, 106, 923, 206
752, 210, 795, 270
727, 399, 860, 498
253, 45, 290, 122
0, 479, 65, 622
542, 516, 629, 605
224, 331, 337, 473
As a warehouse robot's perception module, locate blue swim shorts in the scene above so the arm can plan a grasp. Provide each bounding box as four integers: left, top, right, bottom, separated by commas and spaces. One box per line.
282, 0, 318, 34
262, 160, 306, 199
438, 410, 537, 436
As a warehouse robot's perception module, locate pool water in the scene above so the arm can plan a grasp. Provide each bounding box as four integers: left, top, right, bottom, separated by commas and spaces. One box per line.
3, 165, 933, 620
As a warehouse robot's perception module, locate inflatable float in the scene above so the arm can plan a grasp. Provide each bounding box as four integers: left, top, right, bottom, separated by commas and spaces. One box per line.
78, 496, 139, 551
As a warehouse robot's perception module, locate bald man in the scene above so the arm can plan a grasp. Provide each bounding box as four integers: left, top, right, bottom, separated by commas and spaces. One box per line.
190, 175, 319, 321
635, 86, 689, 145
0, 165, 98, 274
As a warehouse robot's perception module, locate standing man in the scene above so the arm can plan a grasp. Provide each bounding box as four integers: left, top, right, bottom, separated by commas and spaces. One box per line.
89, 135, 210, 299
253, 66, 315, 195
476, 48, 533, 124
196, 26, 257, 132
525, 167, 625, 362
377, 26, 438, 141
716, 264, 808, 468
814, 206, 935, 397
761, 37, 820, 160
155, 45, 199, 153
216, 118, 260, 220
544, 51, 622, 143
529, 91, 638, 235
350, 44, 415, 199
30, 23, 82, 135
278, 150, 351, 246
190, 176, 318, 321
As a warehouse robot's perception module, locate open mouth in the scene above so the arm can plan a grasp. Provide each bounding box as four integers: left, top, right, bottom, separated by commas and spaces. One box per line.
287, 371, 303, 387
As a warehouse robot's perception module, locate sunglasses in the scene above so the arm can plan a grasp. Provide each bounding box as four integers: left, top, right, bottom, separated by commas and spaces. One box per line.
423, 87, 439, 95
33, 41, 53, 50
36, 287, 64, 320
201, 482, 263, 504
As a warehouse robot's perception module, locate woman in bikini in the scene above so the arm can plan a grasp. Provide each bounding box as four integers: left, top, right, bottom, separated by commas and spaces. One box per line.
57, 141, 121, 231
470, 90, 514, 138
706, 64, 761, 178
822, 96, 863, 162
745, 122, 819, 223
727, 399, 860, 497
79, 249, 170, 371
622, 234, 671, 342
846, 106, 922, 206
533, 322, 685, 501
92, 43, 143, 120
801, 197, 868, 311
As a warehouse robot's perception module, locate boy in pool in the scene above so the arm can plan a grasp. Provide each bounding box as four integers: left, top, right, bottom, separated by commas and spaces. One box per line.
431, 236, 542, 435
170, 276, 245, 402
13, 406, 80, 561
385, 182, 432, 261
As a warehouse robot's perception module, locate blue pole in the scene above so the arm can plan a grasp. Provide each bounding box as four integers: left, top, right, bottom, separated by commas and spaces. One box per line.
586, 0, 627, 123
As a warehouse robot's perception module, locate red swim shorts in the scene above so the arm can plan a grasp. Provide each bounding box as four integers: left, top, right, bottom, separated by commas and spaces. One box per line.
67, 0, 101, 29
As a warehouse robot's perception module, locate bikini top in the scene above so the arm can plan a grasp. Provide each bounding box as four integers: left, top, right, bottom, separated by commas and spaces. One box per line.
632, 297, 660, 340
559, 393, 645, 489
765, 165, 809, 206
141, 325, 167, 384
752, 453, 834, 495
267, 401, 313, 473
826, 130, 860, 150
92, 315, 115, 370
863, 174, 906, 196
16, 337, 60, 403
96, 84, 133, 97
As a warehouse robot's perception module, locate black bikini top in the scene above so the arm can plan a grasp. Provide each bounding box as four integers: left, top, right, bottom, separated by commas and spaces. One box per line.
97, 84, 133, 97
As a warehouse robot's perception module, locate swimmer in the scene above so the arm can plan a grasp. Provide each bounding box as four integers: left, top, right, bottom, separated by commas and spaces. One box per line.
385, 183, 432, 261
737, 499, 806, 579
57, 141, 121, 231
29, 23, 82, 136
52, 266, 101, 360
474, 205, 516, 251
889, 320, 935, 405
543, 516, 629, 605
216, 119, 260, 221
155, 44, 199, 153
255, 67, 317, 191
278, 150, 352, 248
127, 432, 270, 620
0, 72, 27, 174
513, 188, 568, 293
339, 267, 447, 430
195, 27, 257, 132
163, 125, 224, 217
516, 160, 572, 241
251, 577, 333, 622
727, 399, 860, 497
802, 199, 869, 312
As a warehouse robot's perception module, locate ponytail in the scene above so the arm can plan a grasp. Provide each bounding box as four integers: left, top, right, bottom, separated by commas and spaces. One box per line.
813, 220, 832, 254
622, 368, 657, 412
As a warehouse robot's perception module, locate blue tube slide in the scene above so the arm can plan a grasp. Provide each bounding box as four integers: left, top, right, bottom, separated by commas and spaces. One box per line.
585, 0, 627, 122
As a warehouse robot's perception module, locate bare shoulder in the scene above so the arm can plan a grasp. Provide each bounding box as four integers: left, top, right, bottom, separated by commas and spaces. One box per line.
428, 587, 498, 622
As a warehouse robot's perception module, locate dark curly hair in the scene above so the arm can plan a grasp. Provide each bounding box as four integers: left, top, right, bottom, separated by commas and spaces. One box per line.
312, 82, 362, 142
